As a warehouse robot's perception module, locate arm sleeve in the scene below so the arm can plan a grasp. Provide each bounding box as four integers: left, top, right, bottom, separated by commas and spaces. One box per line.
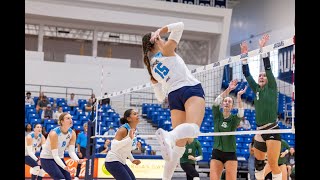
68, 145, 80, 162
262, 55, 277, 89
151, 83, 166, 103
167, 22, 184, 44
26, 146, 38, 161
52, 149, 67, 169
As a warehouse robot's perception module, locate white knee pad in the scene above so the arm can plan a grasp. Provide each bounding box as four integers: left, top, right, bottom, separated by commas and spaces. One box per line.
171, 123, 200, 141
30, 166, 40, 175
193, 177, 200, 180
38, 169, 46, 177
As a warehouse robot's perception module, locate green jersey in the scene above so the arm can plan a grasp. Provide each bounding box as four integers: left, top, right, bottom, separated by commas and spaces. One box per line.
245, 57, 278, 126
180, 139, 203, 164
212, 104, 241, 152
278, 139, 290, 165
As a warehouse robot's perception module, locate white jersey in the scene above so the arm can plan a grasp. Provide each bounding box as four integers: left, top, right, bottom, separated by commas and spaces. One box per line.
150, 52, 200, 94
40, 127, 73, 159
105, 123, 137, 164
25, 132, 43, 156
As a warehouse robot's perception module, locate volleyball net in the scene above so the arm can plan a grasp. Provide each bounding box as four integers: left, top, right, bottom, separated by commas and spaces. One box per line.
93, 36, 295, 138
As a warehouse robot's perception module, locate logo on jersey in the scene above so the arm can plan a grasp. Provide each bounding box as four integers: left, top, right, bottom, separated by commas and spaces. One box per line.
66, 134, 71, 139
221, 122, 228, 128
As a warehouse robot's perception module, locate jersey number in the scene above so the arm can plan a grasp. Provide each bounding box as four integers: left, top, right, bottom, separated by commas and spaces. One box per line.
62, 141, 66, 147
154, 63, 169, 79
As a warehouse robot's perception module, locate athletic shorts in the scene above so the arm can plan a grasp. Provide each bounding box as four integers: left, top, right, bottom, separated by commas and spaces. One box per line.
168, 83, 205, 111
211, 148, 237, 164
254, 123, 281, 152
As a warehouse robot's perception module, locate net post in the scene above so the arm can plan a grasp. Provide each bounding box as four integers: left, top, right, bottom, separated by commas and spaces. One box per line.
84, 103, 97, 180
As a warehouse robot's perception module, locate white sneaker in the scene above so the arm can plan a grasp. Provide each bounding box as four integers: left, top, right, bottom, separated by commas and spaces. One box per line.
74, 177, 79, 180
155, 128, 174, 161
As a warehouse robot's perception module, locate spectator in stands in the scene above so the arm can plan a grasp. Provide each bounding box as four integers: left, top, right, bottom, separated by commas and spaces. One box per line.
36, 95, 50, 113
100, 92, 111, 106
103, 125, 116, 136
74, 123, 88, 180
99, 138, 111, 154
248, 138, 256, 180
41, 104, 54, 121
238, 117, 251, 130
142, 22, 206, 180
241, 34, 282, 180
25, 123, 46, 180
25, 91, 35, 105
105, 109, 141, 179
67, 93, 78, 111
264, 139, 290, 180
90, 93, 96, 104
53, 106, 63, 122
25, 123, 33, 136
37, 91, 45, 104
210, 79, 246, 180
180, 138, 203, 180
85, 98, 93, 115
40, 113, 86, 179
132, 141, 146, 155
286, 147, 295, 178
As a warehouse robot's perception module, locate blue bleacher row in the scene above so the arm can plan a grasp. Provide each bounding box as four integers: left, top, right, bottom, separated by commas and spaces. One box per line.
142, 103, 295, 162
25, 97, 152, 155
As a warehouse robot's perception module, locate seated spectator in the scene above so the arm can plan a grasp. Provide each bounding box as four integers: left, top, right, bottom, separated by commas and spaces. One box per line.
103, 126, 116, 136
53, 106, 63, 122
41, 104, 54, 120
238, 117, 251, 129
25, 123, 32, 136
85, 98, 93, 114
99, 139, 111, 154
90, 93, 96, 104
67, 93, 78, 111
36, 95, 50, 113
286, 147, 295, 178
25, 91, 35, 105
132, 141, 146, 154
100, 92, 110, 106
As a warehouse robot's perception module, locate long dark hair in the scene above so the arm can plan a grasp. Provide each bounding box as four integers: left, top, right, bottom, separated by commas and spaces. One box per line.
120, 109, 133, 124
142, 33, 156, 81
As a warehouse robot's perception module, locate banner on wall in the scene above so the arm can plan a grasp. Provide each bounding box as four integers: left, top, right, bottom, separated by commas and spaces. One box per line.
25, 158, 95, 178
97, 158, 166, 179
277, 45, 294, 84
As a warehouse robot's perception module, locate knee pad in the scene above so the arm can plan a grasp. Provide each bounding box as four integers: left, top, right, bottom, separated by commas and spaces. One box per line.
254, 159, 266, 180
254, 158, 266, 171
30, 166, 40, 175
193, 177, 200, 180
38, 169, 46, 177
